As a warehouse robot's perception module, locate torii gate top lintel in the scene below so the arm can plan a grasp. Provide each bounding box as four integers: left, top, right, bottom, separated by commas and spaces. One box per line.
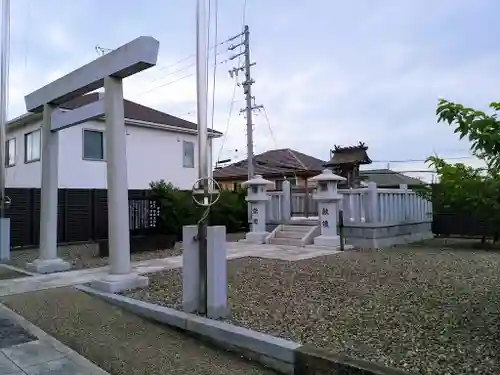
24, 36, 160, 113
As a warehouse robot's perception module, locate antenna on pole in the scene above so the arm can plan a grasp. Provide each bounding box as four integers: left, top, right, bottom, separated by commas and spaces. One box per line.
95, 45, 112, 56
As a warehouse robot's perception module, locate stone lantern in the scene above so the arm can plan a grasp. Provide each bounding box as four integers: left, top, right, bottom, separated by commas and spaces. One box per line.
242, 175, 273, 244
309, 169, 346, 248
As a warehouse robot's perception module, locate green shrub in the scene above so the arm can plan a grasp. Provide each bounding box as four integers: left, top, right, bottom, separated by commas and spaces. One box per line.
147, 180, 248, 238
209, 187, 249, 233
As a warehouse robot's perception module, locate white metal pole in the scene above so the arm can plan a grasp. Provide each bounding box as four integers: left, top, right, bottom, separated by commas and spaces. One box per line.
0, 0, 10, 217
196, 0, 209, 315
197, 0, 208, 183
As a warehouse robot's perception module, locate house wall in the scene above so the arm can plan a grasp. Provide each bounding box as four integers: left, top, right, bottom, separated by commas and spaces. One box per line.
5, 120, 212, 190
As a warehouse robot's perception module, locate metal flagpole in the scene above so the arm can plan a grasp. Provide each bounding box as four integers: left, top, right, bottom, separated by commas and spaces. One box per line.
0, 0, 10, 218
195, 0, 209, 315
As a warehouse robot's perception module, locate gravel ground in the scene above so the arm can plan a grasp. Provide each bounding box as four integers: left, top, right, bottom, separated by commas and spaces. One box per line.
126, 243, 500, 375
8, 243, 182, 271
7, 233, 246, 272
1, 287, 276, 375
0, 266, 30, 280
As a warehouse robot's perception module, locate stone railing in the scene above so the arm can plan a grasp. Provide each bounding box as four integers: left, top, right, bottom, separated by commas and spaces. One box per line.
266, 182, 432, 224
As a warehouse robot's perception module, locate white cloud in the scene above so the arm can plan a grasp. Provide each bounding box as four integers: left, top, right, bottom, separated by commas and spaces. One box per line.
6, 0, 500, 175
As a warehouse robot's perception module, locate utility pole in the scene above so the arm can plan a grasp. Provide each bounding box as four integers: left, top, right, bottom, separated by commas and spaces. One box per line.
228, 25, 262, 180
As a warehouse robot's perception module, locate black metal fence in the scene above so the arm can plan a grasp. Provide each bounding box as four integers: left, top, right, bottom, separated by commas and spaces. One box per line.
432, 213, 496, 238
4, 188, 158, 249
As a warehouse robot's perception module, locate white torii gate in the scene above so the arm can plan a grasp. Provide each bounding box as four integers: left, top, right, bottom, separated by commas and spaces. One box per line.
24, 36, 159, 292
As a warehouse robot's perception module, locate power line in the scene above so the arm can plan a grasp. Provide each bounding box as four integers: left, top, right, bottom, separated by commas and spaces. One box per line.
371, 155, 478, 164
154, 38, 231, 74
216, 77, 239, 165
259, 105, 277, 148
138, 57, 231, 96
143, 49, 227, 87
140, 72, 196, 95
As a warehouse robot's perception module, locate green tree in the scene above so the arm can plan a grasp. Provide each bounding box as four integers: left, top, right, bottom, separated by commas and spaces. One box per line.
426, 99, 500, 242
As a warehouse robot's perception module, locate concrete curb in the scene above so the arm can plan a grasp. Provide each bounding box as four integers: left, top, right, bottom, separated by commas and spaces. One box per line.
77, 285, 299, 374
295, 345, 414, 375
77, 285, 415, 375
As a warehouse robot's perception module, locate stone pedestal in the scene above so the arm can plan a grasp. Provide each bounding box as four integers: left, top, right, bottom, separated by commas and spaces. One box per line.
243, 175, 272, 244
26, 258, 71, 274
309, 170, 346, 249
182, 225, 229, 319
90, 273, 149, 293
0, 218, 10, 262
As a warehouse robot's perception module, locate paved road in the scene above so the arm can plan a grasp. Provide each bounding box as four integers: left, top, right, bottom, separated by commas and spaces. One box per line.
2, 287, 277, 375
0, 302, 107, 374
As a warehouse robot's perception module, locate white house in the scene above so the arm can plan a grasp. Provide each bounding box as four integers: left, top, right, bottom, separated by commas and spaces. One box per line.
5, 93, 221, 190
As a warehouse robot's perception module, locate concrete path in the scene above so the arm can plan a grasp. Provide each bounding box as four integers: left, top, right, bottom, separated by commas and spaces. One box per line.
0, 303, 108, 375
0, 242, 340, 374
0, 242, 340, 297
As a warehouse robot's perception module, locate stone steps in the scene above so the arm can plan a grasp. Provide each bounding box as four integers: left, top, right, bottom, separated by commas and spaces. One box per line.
281, 225, 312, 233
268, 237, 304, 246
275, 231, 304, 239
268, 224, 317, 247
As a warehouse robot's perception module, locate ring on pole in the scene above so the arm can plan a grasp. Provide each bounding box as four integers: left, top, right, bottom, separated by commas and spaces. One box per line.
191, 177, 221, 207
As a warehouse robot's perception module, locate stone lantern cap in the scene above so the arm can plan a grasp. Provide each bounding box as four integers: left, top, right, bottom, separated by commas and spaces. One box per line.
308, 169, 346, 183
242, 175, 274, 186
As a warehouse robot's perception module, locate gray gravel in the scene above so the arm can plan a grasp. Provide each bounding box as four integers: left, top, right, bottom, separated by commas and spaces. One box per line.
8, 243, 182, 271
126, 242, 500, 375
0, 266, 30, 280
1, 287, 276, 375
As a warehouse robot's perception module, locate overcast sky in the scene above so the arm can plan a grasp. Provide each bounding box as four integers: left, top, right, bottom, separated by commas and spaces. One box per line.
8, 0, 497, 181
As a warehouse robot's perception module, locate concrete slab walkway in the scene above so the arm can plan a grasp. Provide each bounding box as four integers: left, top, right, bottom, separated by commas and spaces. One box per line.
0, 303, 108, 374
0, 242, 341, 297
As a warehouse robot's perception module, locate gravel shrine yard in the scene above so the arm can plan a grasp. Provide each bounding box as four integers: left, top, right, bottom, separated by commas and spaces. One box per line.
126, 241, 500, 375
7, 233, 245, 271
8, 243, 182, 271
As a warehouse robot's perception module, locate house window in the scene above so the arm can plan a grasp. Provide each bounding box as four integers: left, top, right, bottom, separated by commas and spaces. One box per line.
24, 129, 41, 163
233, 182, 241, 190
83, 129, 104, 160
5, 138, 15, 167
183, 141, 195, 168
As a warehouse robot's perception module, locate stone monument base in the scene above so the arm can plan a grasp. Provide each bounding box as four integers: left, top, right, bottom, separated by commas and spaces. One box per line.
26, 258, 71, 274
90, 272, 149, 293
313, 235, 341, 248
243, 231, 269, 244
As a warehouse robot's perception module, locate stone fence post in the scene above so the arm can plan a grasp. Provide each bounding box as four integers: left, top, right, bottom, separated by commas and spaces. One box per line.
281, 180, 292, 222
367, 181, 379, 223
399, 183, 408, 221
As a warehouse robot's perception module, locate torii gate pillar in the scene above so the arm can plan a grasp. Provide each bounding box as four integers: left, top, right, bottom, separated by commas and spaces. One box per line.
23, 37, 159, 292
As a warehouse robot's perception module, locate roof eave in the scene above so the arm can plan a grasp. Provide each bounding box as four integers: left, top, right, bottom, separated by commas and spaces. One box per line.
7, 113, 223, 138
